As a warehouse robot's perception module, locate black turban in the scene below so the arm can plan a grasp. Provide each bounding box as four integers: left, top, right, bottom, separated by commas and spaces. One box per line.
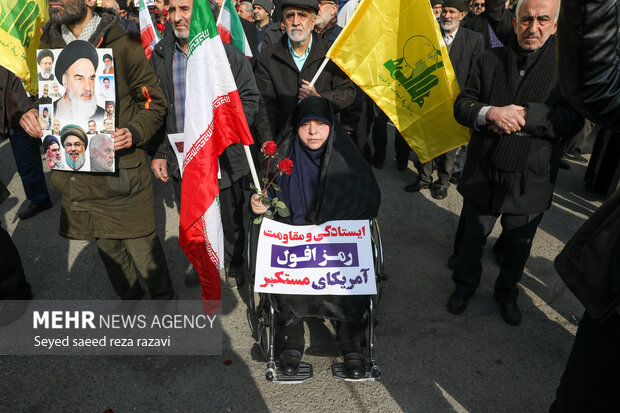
60, 125, 88, 149
55, 40, 99, 82
43, 135, 60, 152
37, 49, 54, 65
103, 53, 113, 61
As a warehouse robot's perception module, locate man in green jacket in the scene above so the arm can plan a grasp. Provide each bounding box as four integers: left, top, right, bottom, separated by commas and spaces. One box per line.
20, 0, 175, 300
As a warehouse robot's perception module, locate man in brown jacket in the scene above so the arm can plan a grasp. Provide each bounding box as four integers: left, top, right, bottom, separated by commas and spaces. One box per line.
20, 0, 175, 300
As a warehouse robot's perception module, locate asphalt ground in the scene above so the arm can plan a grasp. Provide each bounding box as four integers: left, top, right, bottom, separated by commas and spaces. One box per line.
0, 131, 603, 412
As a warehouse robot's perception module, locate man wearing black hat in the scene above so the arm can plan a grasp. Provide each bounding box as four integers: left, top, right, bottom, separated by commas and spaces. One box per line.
53, 40, 106, 121
37, 49, 55, 81
431, 0, 444, 19
405, 0, 483, 200
254, 0, 275, 53
20, 0, 174, 301
254, 0, 355, 145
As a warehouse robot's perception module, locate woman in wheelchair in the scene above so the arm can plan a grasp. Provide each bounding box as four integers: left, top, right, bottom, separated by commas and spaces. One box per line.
251, 96, 381, 379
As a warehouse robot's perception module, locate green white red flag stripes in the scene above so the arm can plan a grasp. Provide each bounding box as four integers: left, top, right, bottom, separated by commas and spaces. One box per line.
216, 0, 253, 58
179, 0, 254, 306
139, 0, 160, 59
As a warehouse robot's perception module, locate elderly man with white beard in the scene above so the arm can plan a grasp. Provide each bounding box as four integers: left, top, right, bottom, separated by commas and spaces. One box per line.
254, 0, 354, 145
53, 40, 106, 121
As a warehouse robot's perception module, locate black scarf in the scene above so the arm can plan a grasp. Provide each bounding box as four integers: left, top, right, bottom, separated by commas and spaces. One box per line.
488, 37, 557, 172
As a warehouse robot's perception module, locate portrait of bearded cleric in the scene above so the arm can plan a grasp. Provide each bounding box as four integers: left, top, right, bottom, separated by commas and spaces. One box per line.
60, 125, 89, 171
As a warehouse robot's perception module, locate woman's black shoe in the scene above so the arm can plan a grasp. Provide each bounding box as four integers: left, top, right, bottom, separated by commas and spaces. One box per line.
343, 352, 366, 379
279, 349, 302, 376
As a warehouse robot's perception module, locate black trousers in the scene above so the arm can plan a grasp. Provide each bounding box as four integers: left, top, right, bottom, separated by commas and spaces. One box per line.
371, 107, 411, 165
549, 311, 620, 412
0, 222, 32, 299
9, 128, 50, 205
219, 179, 246, 269
452, 199, 543, 302
415, 148, 457, 188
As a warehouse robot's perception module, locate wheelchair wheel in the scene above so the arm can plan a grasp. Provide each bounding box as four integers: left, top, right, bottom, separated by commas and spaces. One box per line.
257, 321, 270, 361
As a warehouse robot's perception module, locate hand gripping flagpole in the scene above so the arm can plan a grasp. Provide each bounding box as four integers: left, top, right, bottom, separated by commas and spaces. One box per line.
309, 57, 330, 88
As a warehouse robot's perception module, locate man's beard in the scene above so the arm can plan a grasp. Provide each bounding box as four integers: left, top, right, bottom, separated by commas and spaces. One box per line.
173, 28, 189, 40
315, 12, 332, 30
67, 86, 98, 119
93, 156, 114, 172
105, 63, 112, 70
49, 0, 88, 25
287, 24, 311, 44
41, 70, 53, 79
65, 152, 86, 171
441, 18, 459, 32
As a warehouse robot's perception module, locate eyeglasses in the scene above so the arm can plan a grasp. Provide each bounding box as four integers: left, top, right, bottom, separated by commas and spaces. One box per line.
473, 2, 485, 6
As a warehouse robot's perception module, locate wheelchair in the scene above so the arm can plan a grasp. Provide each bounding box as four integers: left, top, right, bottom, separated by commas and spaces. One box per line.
246, 218, 387, 383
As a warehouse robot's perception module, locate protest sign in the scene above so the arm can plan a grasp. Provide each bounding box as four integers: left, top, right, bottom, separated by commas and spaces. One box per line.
37, 42, 116, 173
255, 219, 376, 295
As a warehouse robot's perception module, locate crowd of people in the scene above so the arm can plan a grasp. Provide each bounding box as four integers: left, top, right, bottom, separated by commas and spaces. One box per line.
0, 0, 618, 406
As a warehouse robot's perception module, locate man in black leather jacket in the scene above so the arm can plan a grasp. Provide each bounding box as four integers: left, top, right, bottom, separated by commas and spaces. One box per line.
549, 0, 620, 411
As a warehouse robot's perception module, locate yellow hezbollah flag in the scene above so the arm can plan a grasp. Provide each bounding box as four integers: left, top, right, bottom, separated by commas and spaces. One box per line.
0, 0, 48, 93
326, 0, 469, 163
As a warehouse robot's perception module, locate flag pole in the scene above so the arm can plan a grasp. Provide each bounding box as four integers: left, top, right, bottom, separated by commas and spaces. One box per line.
308, 57, 330, 88
243, 145, 262, 193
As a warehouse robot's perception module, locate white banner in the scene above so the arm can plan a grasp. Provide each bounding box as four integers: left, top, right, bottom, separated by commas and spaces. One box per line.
255, 219, 376, 295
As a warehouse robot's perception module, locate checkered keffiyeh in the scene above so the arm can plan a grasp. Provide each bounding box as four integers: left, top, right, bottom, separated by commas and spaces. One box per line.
61, 13, 102, 44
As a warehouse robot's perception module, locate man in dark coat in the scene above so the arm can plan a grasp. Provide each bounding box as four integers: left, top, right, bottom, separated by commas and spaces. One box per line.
0, 66, 34, 325
447, 0, 583, 325
314, 0, 341, 43
405, 0, 484, 199
20, 1, 175, 301
254, 0, 355, 145
550, 0, 620, 409
149, 0, 260, 287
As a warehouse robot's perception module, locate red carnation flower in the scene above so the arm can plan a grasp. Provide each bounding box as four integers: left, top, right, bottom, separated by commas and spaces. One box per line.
156, 23, 166, 32
162, 8, 168, 15
263, 141, 277, 157
277, 158, 293, 175
153, 7, 159, 14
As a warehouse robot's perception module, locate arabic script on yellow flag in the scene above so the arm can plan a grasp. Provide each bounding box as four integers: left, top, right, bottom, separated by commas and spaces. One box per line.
0, 0, 48, 93
326, 0, 469, 162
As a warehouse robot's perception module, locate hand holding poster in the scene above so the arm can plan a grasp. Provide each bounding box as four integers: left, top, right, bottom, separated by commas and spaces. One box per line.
255, 219, 377, 295
37, 40, 116, 173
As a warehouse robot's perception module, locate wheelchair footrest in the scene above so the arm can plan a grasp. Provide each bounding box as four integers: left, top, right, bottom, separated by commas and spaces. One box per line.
331, 362, 379, 382
271, 361, 313, 384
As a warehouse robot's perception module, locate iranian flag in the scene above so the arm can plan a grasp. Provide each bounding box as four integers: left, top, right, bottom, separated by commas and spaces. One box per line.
139, 0, 161, 59
216, 0, 253, 58
180, 0, 254, 305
